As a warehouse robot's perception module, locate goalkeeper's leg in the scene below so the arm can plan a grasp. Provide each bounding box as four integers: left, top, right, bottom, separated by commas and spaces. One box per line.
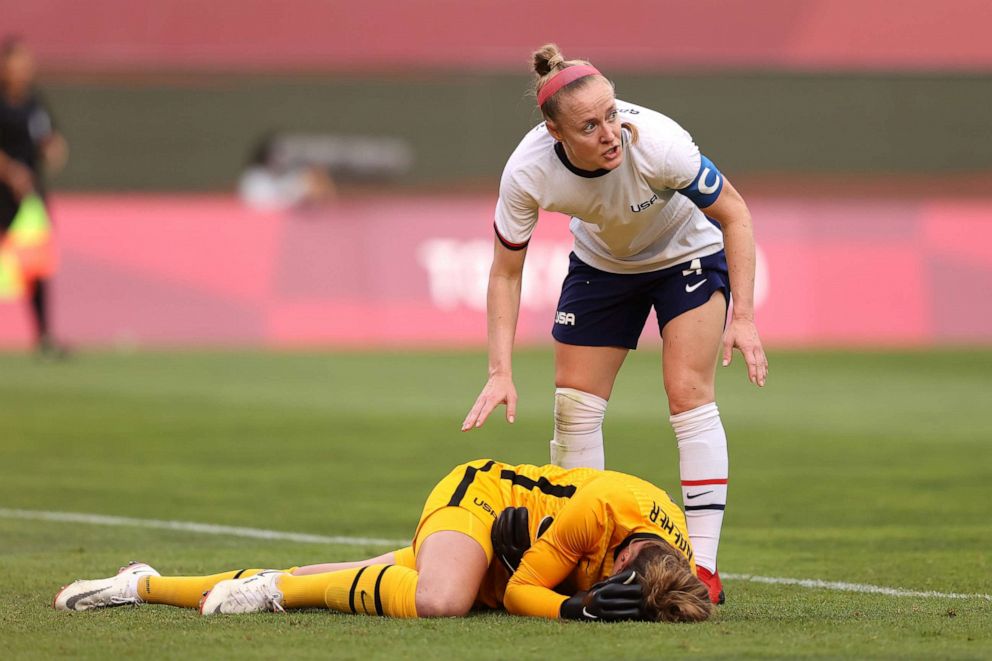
139, 567, 297, 607
412, 530, 487, 616
138, 551, 402, 607
277, 531, 487, 618
291, 551, 399, 575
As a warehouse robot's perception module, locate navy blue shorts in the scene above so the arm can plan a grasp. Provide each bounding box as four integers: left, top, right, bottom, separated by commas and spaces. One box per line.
552, 251, 730, 349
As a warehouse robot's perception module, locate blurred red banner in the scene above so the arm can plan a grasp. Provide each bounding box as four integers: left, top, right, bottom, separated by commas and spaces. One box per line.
1, 193, 990, 349
8, 0, 992, 73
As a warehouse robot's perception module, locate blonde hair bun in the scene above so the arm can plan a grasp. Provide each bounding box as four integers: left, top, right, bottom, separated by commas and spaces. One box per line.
532, 43, 564, 77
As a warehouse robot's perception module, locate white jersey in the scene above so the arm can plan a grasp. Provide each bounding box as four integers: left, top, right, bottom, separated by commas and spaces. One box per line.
494, 99, 724, 274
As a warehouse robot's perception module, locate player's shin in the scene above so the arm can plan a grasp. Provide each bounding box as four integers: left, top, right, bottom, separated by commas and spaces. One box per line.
278, 564, 418, 618
140, 568, 295, 608
550, 387, 607, 469
671, 402, 728, 573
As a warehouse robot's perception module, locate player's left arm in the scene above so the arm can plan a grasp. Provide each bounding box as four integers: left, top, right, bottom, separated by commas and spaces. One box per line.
504, 483, 652, 621
702, 175, 767, 387
654, 121, 768, 388
503, 493, 601, 619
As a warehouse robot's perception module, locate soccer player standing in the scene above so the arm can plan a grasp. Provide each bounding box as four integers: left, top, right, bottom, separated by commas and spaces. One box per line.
0, 36, 69, 357
462, 44, 768, 604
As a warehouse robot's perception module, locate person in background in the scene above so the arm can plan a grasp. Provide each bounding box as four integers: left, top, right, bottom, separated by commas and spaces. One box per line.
462, 44, 769, 604
238, 133, 336, 212
0, 35, 69, 358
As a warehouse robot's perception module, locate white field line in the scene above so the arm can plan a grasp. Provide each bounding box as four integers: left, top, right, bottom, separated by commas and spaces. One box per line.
0, 508, 408, 548
4, 508, 990, 602
722, 573, 992, 602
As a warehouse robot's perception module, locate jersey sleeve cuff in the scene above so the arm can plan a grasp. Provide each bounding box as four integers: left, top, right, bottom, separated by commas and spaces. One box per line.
494, 222, 529, 251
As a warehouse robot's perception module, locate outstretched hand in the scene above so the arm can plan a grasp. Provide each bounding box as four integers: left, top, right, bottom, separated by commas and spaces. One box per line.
722, 317, 768, 387
461, 373, 517, 431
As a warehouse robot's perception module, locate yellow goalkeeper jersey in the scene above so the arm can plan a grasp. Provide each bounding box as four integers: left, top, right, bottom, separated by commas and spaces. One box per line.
413, 459, 694, 618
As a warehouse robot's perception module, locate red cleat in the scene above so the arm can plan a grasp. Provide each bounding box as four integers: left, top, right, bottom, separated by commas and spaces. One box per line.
696, 566, 725, 605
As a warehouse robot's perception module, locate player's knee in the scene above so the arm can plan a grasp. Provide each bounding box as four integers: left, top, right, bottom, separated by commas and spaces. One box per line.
415, 586, 473, 617
554, 388, 607, 434
664, 377, 715, 415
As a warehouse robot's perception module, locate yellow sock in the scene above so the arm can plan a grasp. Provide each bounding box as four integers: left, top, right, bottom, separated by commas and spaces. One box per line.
139, 568, 297, 608
278, 564, 418, 618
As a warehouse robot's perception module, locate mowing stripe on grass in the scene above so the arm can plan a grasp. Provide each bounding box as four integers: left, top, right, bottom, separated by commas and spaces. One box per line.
4, 507, 990, 602
0, 508, 407, 548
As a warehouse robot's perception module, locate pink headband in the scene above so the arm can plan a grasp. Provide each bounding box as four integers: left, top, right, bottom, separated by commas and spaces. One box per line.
537, 65, 602, 107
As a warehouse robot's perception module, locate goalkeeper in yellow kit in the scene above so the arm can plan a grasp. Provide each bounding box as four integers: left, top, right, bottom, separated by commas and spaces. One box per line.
54, 459, 712, 623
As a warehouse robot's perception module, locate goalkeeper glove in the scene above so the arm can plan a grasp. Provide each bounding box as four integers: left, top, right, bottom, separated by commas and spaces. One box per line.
491, 507, 554, 574
559, 570, 644, 621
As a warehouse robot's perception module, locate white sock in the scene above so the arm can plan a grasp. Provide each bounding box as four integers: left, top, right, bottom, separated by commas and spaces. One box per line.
670, 402, 728, 572
549, 387, 607, 469
126, 575, 143, 603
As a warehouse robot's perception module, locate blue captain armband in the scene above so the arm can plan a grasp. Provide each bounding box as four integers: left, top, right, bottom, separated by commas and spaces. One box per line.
679, 154, 724, 209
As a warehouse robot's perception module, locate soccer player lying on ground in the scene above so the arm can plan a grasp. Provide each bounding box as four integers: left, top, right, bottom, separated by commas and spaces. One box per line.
54, 459, 713, 622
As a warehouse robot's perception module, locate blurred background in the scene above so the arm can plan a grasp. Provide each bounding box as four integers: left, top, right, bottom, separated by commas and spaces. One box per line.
2, 0, 991, 350
3, 5, 992, 655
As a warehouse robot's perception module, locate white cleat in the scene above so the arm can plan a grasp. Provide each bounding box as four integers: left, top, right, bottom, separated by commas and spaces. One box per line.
199, 571, 286, 616
54, 561, 160, 611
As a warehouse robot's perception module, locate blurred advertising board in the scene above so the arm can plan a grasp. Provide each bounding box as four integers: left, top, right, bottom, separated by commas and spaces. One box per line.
0, 194, 989, 348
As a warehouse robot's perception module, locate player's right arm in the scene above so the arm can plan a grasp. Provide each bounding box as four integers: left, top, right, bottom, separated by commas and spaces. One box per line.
462, 166, 538, 431
461, 239, 527, 430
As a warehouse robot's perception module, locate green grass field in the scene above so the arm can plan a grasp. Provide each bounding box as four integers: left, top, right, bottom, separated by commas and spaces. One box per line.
1, 348, 990, 659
